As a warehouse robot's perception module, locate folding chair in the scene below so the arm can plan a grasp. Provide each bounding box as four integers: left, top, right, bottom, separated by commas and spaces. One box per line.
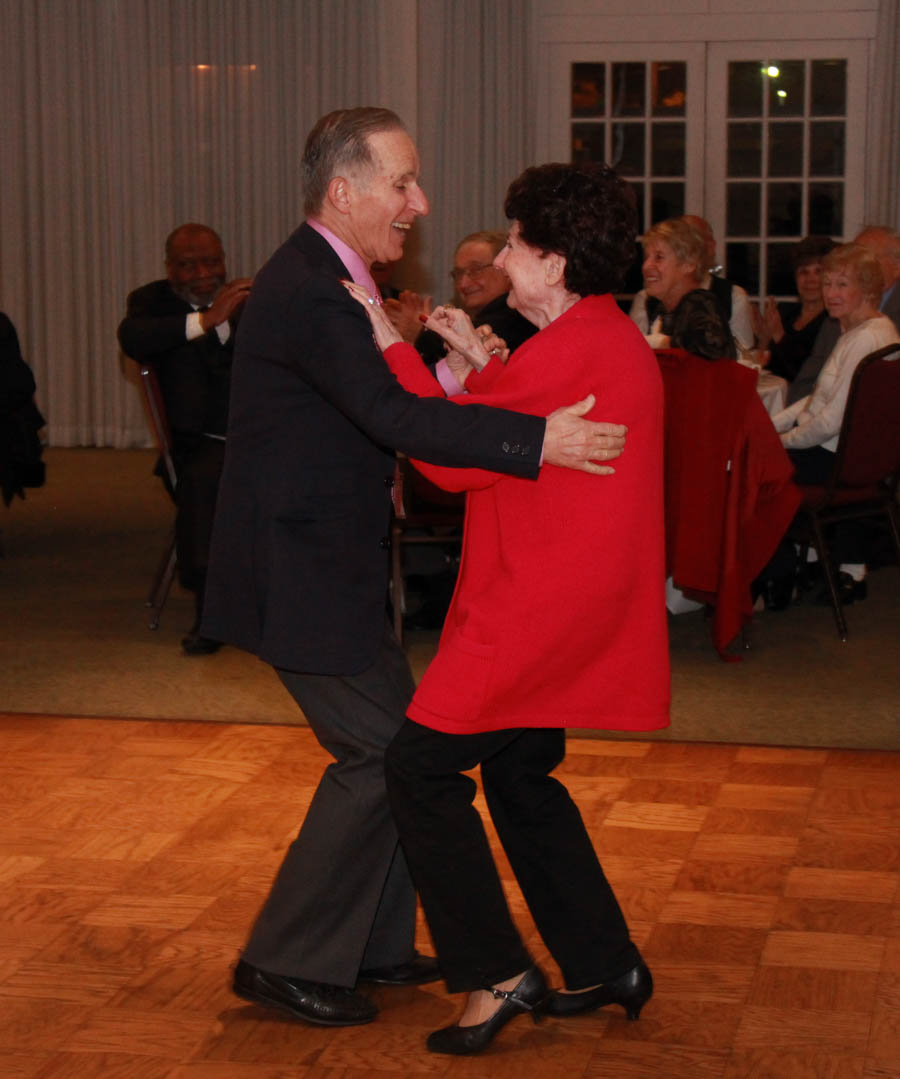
792, 343, 900, 641
136, 364, 178, 629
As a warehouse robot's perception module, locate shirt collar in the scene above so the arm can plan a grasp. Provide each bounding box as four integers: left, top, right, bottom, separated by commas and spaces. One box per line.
307, 218, 381, 301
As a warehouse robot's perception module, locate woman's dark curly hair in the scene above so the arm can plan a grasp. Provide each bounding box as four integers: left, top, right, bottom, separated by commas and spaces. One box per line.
503, 162, 637, 297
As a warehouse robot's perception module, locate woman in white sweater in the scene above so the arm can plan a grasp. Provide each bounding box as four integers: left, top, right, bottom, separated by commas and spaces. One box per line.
772, 243, 900, 601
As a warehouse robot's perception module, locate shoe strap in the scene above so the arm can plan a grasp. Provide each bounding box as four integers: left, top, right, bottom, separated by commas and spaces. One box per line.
489, 985, 535, 1011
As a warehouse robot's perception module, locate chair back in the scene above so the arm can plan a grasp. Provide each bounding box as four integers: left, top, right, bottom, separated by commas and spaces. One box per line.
137, 364, 177, 491
829, 344, 900, 493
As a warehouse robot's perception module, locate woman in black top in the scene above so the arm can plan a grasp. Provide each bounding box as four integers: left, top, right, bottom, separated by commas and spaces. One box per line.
758, 235, 835, 382
638, 217, 736, 361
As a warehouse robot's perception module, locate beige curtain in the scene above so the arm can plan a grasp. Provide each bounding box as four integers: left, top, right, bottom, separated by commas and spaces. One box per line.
0, 0, 416, 446
415, 0, 535, 308
867, 0, 900, 226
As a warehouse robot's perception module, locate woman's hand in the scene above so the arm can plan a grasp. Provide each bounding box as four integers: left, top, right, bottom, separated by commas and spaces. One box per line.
341, 280, 404, 352
424, 305, 493, 371
763, 297, 785, 344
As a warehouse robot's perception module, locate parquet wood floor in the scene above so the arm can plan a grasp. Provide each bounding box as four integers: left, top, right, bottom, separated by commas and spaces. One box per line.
1, 713, 898, 1078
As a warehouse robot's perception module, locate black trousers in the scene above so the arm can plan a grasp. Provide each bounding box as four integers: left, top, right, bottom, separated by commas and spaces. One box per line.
385, 722, 640, 994
788, 446, 867, 563
173, 435, 225, 593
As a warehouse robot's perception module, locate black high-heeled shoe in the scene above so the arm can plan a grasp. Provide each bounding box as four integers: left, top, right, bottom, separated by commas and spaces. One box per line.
426, 965, 548, 1055
544, 959, 653, 1020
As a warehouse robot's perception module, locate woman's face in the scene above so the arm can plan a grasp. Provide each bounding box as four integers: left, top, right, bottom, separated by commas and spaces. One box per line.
822, 266, 871, 329
642, 239, 697, 310
493, 222, 555, 327
795, 260, 825, 305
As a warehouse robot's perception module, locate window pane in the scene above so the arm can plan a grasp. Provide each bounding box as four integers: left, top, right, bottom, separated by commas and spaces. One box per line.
629, 181, 646, 235
572, 63, 605, 118
767, 243, 797, 296
727, 242, 760, 294
809, 183, 843, 234
651, 182, 684, 222
727, 182, 761, 236
810, 121, 845, 176
768, 182, 803, 236
768, 122, 804, 177
652, 61, 686, 116
610, 123, 645, 176
571, 123, 605, 163
728, 122, 762, 177
651, 122, 685, 175
767, 60, 805, 116
612, 62, 645, 117
811, 59, 846, 116
728, 61, 763, 117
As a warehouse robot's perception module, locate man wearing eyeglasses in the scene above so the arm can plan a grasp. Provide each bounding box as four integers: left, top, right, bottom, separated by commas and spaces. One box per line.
451, 230, 535, 354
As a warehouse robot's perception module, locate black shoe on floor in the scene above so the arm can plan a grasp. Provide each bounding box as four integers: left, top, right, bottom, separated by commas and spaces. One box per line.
426, 965, 548, 1055
359, 952, 441, 985
544, 959, 653, 1021
233, 960, 377, 1026
181, 632, 222, 656
814, 572, 867, 607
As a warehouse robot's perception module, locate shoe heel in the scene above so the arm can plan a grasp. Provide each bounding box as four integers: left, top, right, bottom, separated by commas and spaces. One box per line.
624, 1001, 644, 1021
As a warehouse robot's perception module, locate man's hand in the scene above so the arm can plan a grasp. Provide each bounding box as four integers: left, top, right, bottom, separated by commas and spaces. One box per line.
542, 395, 627, 475
199, 277, 253, 331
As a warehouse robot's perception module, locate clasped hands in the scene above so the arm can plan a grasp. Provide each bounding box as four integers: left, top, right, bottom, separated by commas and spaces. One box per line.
341, 279, 626, 475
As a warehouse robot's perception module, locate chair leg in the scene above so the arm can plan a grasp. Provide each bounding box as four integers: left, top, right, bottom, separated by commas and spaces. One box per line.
810, 513, 848, 642
391, 525, 404, 647
147, 528, 177, 630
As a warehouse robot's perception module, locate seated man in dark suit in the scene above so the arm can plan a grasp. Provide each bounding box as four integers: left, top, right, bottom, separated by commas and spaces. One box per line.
383, 230, 537, 365
118, 223, 251, 654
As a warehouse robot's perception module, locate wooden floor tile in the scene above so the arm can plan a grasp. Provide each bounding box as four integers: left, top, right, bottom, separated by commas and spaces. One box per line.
725, 1049, 864, 1078
760, 930, 885, 971
733, 1005, 870, 1052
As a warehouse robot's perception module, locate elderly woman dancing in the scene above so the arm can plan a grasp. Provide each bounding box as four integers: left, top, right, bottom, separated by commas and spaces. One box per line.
345, 162, 669, 1055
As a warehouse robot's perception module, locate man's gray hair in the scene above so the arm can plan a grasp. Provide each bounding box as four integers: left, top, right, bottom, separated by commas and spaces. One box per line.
302, 107, 406, 217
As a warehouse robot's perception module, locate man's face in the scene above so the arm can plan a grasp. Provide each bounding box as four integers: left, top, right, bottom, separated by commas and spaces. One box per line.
344, 130, 429, 266
166, 231, 226, 306
452, 241, 509, 315
855, 229, 900, 290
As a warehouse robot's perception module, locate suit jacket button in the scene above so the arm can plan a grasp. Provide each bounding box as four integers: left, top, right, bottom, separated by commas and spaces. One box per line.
379, 536, 390, 549
383, 475, 394, 488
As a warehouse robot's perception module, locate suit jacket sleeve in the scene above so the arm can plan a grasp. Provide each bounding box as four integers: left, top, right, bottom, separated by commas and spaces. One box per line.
117, 283, 191, 360
280, 273, 545, 479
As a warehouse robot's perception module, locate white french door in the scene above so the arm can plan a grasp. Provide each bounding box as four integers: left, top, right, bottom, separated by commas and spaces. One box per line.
706, 40, 869, 299
542, 37, 869, 299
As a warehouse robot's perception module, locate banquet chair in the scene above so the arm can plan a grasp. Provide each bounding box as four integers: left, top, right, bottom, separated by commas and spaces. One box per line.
792, 343, 900, 641
136, 363, 178, 630
390, 456, 463, 645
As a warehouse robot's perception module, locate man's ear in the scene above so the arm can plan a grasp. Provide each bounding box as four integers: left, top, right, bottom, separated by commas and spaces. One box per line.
326, 175, 353, 215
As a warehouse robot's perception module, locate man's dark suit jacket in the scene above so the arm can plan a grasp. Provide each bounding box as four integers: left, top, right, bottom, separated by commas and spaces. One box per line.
117, 280, 233, 444
201, 223, 545, 676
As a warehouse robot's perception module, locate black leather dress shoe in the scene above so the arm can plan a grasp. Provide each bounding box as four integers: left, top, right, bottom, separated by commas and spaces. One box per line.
358, 952, 441, 985
181, 632, 222, 656
544, 960, 653, 1021
233, 960, 377, 1026
814, 572, 867, 607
